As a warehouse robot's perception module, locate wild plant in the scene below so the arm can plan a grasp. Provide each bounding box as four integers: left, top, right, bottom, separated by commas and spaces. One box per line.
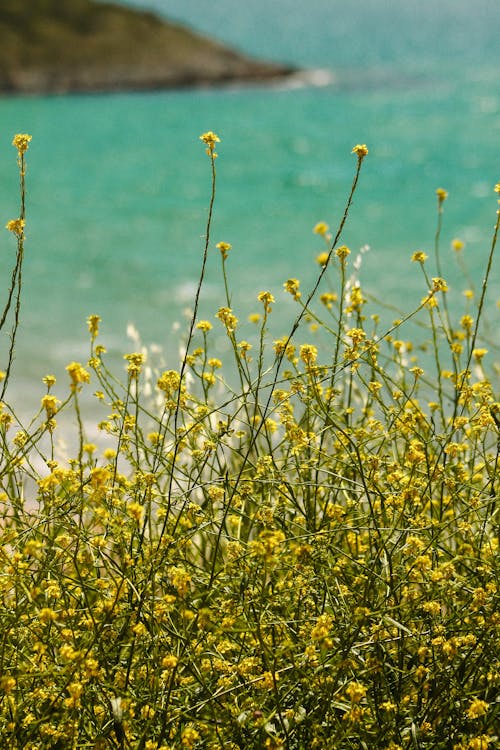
0, 132, 498, 749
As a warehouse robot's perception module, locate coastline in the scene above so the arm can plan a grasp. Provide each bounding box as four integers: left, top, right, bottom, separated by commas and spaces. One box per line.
0, 0, 299, 96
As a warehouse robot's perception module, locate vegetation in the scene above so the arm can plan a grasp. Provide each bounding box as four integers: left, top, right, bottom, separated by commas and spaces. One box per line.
0, 0, 294, 94
0, 132, 498, 749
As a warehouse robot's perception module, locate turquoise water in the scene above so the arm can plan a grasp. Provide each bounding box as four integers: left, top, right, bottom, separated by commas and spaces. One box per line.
1, 0, 500, 411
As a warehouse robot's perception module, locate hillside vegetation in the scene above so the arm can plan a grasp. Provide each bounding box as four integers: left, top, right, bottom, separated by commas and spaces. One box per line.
0, 0, 295, 94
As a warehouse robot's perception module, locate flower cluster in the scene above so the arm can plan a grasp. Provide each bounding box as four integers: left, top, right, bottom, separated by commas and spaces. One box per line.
0, 134, 498, 750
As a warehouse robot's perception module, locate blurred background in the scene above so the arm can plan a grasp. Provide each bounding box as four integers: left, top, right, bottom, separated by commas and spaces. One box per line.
1, 0, 499, 412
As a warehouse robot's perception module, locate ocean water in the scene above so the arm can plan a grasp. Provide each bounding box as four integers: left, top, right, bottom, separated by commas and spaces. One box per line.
1, 0, 500, 413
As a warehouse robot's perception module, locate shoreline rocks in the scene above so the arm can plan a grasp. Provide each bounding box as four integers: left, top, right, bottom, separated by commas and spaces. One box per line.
0, 0, 298, 95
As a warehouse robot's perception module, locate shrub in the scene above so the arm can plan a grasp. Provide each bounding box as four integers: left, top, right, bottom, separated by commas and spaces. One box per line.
0, 133, 498, 749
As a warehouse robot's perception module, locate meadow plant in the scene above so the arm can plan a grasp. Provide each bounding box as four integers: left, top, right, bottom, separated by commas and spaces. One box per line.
0, 132, 499, 750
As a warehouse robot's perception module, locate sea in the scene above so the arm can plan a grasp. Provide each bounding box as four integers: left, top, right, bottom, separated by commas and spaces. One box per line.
1, 0, 500, 416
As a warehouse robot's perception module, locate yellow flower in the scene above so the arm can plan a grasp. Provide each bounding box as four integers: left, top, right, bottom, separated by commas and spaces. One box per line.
352, 143, 369, 159
127, 502, 144, 523
346, 327, 366, 345
181, 726, 201, 748
161, 654, 178, 670
336, 245, 350, 260
467, 737, 492, 750
472, 348, 488, 361
5, 218, 25, 236
216, 241, 232, 259
320, 292, 337, 308
316, 251, 330, 266
283, 278, 301, 300
436, 187, 448, 202
42, 375, 56, 388
196, 320, 212, 332
345, 681, 367, 704
41, 394, 60, 419
259, 671, 278, 690
87, 314, 101, 339
0, 676, 16, 694
411, 250, 428, 263
238, 341, 252, 359
494, 182, 500, 194
248, 312, 261, 323
466, 699, 489, 720
432, 277, 448, 292
12, 133, 32, 154
257, 290, 275, 312
157, 370, 181, 396
452, 238, 464, 251
460, 314, 474, 332
65, 681, 83, 708
39, 607, 58, 624
66, 361, 90, 386
200, 130, 220, 157
300, 344, 318, 366
348, 284, 366, 311
124, 352, 146, 378
313, 221, 329, 235
216, 306, 238, 332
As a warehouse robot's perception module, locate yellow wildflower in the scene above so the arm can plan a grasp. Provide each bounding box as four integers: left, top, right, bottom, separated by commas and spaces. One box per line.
181, 726, 200, 748
127, 502, 144, 523
348, 284, 366, 311
411, 250, 428, 263
124, 352, 146, 378
468, 738, 492, 750
257, 290, 275, 312
161, 654, 178, 670
216, 306, 238, 332
196, 320, 212, 332
346, 327, 366, 345
320, 292, 337, 308
157, 370, 181, 396
39, 607, 58, 624
0, 676, 16, 694
5, 218, 25, 236
432, 277, 448, 292
12, 133, 32, 154
300, 344, 318, 366
66, 362, 90, 387
316, 251, 330, 266
436, 187, 448, 203
472, 348, 488, 361
313, 221, 329, 235
460, 314, 474, 332
452, 238, 464, 251
87, 314, 101, 339
346, 682, 367, 704
466, 699, 489, 720
216, 241, 232, 259
283, 278, 301, 300
352, 143, 369, 159
41, 394, 60, 419
238, 341, 252, 359
259, 671, 278, 690
200, 130, 220, 157
336, 245, 350, 260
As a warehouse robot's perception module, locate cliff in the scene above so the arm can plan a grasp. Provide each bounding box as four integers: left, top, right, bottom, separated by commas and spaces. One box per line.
0, 0, 296, 94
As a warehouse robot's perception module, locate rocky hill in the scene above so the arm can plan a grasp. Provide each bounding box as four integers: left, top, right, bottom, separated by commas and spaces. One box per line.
0, 0, 296, 94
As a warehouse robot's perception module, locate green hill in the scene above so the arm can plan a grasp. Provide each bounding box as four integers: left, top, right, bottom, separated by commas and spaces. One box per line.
0, 0, 296, 94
